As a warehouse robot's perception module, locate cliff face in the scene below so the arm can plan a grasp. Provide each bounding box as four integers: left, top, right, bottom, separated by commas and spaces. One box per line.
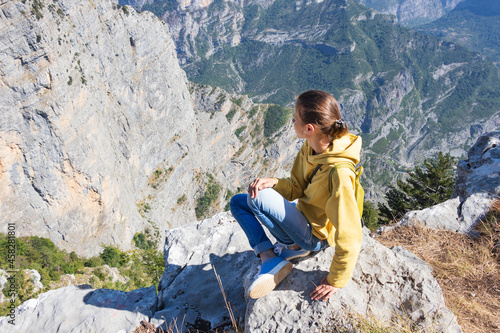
0, 0, 298, 255
0, 0, 192, 255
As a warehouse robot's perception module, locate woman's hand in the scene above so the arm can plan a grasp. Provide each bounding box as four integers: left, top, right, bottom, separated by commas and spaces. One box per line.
310, 275, 340, 301
248, 177, 277, 199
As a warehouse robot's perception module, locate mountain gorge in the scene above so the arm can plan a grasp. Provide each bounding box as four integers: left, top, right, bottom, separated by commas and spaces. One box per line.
2, 0, 500, 255
122, 0, 500, 198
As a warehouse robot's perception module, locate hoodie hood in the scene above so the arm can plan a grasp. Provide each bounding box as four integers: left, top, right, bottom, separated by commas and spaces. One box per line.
307, 134, 361, 166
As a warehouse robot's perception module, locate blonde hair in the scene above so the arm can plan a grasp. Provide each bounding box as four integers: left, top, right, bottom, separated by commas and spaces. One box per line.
295, 90, 348, 142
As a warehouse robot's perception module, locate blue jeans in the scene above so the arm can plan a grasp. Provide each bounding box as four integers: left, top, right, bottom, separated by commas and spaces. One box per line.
229, 188, 328, 257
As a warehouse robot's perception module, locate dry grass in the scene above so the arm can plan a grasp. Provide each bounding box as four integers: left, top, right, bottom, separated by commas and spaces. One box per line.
133, 320, 159, 333
375, 200, 500, 333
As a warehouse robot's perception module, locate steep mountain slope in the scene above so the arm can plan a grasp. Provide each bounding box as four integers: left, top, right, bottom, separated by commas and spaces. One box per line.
355, 0, 463, 27
417, 0, 500, 66
0, 0, 298, 255
125, 0, 500, 198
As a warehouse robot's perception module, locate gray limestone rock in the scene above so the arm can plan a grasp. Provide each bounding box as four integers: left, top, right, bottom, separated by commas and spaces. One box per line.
24, 269, 43, 294
0, 285, 157, 333
155, 213, 461, 332
357, 0, 463, 27
0, 271, 6, 304
400, 197, 461, 231
458, 192, 495, 234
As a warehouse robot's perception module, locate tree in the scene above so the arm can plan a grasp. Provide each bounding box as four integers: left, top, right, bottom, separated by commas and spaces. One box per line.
100, 246, 129, 268
362, 201, 380, 231
379, 152, 456, 223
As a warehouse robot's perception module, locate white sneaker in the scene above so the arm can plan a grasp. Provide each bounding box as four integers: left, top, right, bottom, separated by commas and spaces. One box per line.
248, 257, 292, 299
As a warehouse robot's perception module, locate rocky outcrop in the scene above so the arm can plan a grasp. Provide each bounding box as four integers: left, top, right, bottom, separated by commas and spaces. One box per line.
454, 131, 500, 200
152, 212, 254, 331
0, 285, 157, 333
399, 131, 500, 233
152, 212, 461, 332
23, 270, 43, 294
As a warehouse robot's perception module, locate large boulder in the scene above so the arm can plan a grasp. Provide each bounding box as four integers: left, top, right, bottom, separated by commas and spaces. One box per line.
155, 212, 461, 332
0, 285, 157, 333
399, 131, 500, 233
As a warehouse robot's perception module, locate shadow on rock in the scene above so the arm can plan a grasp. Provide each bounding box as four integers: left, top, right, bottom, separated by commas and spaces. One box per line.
0, 284, 157, 333
154, 250, 256, 333
82, 285, 157, 317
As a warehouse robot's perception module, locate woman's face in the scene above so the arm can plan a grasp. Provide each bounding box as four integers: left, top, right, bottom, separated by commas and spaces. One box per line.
292, 107, 308, 138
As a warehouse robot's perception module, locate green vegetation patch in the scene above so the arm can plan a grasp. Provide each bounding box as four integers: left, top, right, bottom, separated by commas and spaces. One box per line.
235, 126, 246, 138
371, 137, 389, 154
31, 0, 44, 20
149, 166, 173, 189
133, 230, 155, 250
0, 234, 164, 316
247, 106, 258, 118
195, 174, 221, 218
177, 194, 186, 205
264, 104, 290, 137
142, 0, 177, 17
231, 97, 243, 107
225, 106, 237, 122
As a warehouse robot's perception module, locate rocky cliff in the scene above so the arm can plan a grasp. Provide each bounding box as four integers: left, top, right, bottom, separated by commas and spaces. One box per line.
0, 0, 298, 256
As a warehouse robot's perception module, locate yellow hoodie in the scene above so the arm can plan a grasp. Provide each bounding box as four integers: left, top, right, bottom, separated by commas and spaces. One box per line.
273, 134, 363, 288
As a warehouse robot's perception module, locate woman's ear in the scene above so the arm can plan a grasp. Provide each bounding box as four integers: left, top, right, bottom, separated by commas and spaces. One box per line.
306, 123, 315, 135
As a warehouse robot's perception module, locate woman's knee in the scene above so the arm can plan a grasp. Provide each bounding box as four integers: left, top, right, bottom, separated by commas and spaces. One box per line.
246, 188, 279, 209
229, 193, 250, 213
